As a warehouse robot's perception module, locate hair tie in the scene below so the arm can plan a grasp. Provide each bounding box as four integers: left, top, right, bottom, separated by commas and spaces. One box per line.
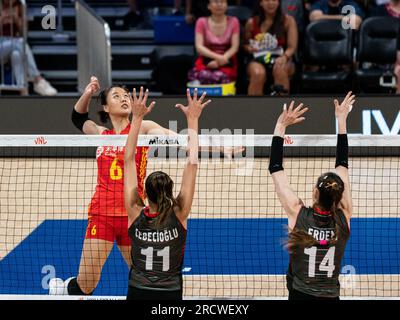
319, 240, 328, 246
325, 182, 338, 190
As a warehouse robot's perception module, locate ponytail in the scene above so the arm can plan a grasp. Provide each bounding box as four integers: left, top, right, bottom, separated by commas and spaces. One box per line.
155, 190, 178, 228
286, 228, 319, 251
145, 171, 178, 228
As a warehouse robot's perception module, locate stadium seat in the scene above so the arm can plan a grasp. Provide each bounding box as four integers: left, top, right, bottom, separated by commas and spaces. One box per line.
152, 45, 195, 94
355, 17, 400, 94
300, 20, 354, 93
153, 15, 195, 44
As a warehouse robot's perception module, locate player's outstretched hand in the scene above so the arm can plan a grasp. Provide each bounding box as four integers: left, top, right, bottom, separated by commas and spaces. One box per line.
276, 101, 309, 128
334, 91, 355, 122
131, 87, 156, 119
84, 76, 100, 96
175, 88, 211, 120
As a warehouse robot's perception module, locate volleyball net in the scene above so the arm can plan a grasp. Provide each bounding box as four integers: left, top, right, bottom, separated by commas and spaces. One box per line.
0, 134, 399, 299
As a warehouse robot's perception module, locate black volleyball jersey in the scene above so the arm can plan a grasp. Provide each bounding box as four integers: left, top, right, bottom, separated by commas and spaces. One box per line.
128, 207, 187, 291
287, 206, 350, 298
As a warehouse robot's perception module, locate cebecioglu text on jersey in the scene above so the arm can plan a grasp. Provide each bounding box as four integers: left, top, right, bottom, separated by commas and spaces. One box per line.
134, 227, 179, 243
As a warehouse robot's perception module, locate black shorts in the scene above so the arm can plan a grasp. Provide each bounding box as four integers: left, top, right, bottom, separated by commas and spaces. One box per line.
288, 289, 340, 301
127, 286, 183, 301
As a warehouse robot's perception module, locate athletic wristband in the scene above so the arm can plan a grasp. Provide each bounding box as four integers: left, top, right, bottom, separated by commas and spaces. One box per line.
269, 136, 284, 174
71, 109, 90, 132
335, 134, 349, 169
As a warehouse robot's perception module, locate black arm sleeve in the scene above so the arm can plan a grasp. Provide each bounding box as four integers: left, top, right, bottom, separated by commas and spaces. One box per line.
71, 109, 90, 132
335, 134, 349, 169
268, 136, 284, 174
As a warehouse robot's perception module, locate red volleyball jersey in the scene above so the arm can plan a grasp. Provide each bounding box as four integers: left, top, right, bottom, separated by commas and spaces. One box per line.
88, 123, 149, 217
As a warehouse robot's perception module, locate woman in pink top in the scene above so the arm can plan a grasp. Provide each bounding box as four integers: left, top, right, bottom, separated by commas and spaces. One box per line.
188, 0, 240, 85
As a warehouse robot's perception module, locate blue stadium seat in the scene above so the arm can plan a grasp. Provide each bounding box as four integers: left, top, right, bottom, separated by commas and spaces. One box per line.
153, 15, 195, 44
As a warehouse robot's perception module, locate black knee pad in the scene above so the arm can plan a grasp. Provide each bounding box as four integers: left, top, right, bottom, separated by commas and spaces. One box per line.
67, 277, 93, 296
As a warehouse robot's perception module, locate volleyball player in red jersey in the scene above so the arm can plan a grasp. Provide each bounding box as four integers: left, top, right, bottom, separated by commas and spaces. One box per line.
49, 76, 241, 296
48, 77, 183, 296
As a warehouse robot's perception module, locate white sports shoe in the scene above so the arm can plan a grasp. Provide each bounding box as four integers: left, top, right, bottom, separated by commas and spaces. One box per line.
33, 78, 58, 96
48, 278, 66, 295
48, 277, 74, 295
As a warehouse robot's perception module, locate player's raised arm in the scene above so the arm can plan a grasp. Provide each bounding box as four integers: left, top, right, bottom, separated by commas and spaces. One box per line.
334, 91, 355, 224
124, 87, 156, 224
269, 101, 308, 229
71, 76, 107, 135
174, 89, 211, 226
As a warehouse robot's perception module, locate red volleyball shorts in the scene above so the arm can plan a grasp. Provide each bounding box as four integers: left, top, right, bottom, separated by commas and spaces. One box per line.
85, 215, 131, 246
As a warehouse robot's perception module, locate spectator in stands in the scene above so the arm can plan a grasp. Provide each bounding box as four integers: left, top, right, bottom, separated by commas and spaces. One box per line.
188, 0, 240, 85
370, 0, 400, 93
309, 0, 365, 30
230, 0, 305, 34
244, 0, 298, 95
185, 0, 254, 24
0, 0, 57, 95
